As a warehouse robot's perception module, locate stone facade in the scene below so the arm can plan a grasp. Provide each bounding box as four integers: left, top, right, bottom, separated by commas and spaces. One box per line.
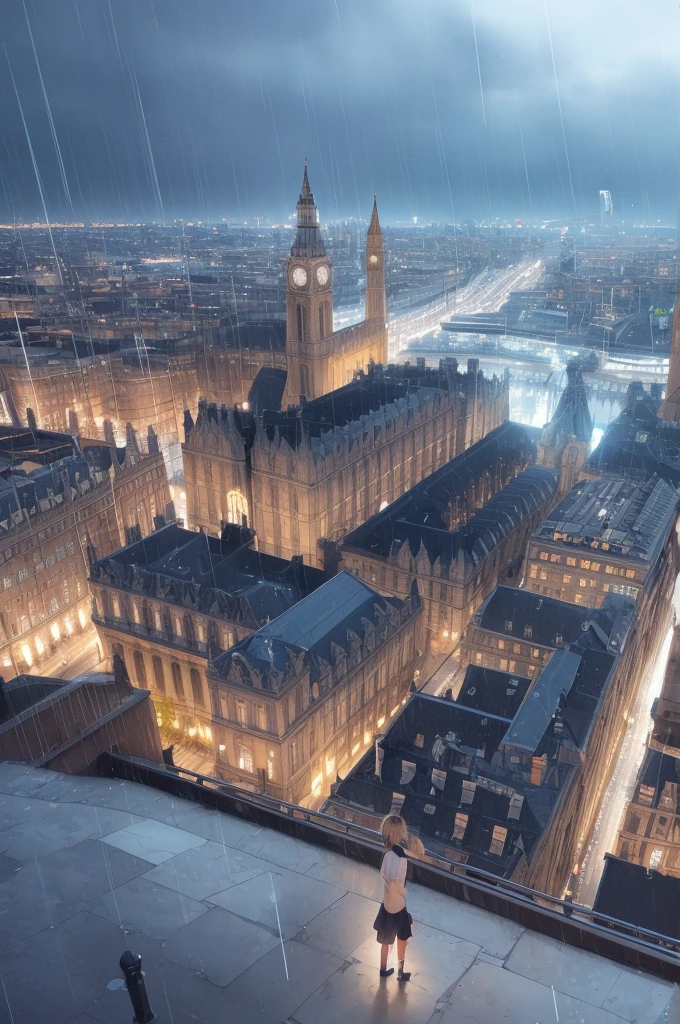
0, 426, 172, 677
524, 475, 678, 609
183, 360, 509, 567
282, 168, 387, 407
341, 422, 556, 654
89, 523, 326, 761
209, 571, 424, 807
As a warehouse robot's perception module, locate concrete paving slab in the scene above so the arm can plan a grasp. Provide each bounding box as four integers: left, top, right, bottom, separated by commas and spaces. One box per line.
223, 938, 344, 1021
163, 905, 279, 987
295, 890, 381, 960
88, 874, 208, 939
142, 838, 269, 900
207, 866, 346, 939
99, 817, 206, 864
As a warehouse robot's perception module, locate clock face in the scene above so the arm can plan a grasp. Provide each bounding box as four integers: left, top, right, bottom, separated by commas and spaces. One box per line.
369, 254, 379, 265
291, 266, 308, 287
316, 264, 330, 287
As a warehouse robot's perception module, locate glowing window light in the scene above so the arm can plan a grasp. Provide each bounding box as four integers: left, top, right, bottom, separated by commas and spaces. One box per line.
35, 637, 44, 656
205, 726, 212, 740
78, 609, 87, 628
188, 727, 197, 737
65, 618, 74, 634
351, 743, 360, 756
21, 644, 33, 666
325, 756, 335, 777
390, 705, 400, 717
364, 731, 371, 745
50, 623, 60, 641
311, 773, 323, 797
172, 719, 179, 729
219, 744, 226, 752
377, 716, 385, 728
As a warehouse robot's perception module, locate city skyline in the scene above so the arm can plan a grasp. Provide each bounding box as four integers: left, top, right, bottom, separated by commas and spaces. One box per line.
2, 0, 680, 225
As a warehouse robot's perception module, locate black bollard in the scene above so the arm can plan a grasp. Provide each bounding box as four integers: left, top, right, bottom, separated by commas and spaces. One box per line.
120, 950, 156, 1023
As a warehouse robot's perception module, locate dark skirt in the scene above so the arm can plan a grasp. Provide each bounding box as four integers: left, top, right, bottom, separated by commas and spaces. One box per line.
373, 904, 413, 945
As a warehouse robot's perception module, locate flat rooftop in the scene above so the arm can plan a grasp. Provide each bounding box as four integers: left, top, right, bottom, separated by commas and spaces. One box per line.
0, 762, 673, 1024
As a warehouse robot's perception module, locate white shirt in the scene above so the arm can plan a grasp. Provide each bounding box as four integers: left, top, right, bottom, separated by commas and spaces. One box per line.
380, 845, 408, 913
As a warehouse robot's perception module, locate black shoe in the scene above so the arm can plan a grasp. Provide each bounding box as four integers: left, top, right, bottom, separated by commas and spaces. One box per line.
380, 968, 394, 978
398, 970, 411, 982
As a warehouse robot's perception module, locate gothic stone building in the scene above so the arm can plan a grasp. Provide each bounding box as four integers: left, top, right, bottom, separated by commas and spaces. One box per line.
0, 425, 171, 678
209, 570, 424, 807
281, 164, 388, 407
89, 522, 326, 761
341, 421, 557, 654
183, 360, 509, 568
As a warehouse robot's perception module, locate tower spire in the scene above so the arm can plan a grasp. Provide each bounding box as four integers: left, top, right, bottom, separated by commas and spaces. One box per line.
368, 193, 381, 236
290, 160, 325, 257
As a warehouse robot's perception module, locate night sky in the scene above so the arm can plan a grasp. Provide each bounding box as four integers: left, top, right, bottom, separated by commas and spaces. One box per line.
1, 0, 679, 225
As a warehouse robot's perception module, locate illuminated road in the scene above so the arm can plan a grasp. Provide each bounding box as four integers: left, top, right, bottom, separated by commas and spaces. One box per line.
575, 602, 678, 907
332, 260, 544, 355
36, 627, 104, 680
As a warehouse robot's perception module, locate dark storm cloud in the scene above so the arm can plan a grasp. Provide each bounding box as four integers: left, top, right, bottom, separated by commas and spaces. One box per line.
0, 0, 678, 224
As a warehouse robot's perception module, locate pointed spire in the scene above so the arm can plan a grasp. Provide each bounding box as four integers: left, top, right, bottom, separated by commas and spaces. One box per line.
300, 158, 312, 200
368, 193, 381, 236
290, 159, 326, 257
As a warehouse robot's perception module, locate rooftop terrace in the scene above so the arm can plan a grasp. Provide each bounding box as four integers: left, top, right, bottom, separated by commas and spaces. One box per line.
0, 760, 676, 1024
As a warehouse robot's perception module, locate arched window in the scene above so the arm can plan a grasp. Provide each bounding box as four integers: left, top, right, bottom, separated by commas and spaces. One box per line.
171, 662, 185, 699
226, 490, 248, 526
133, 651, 147, 688
296, 304, 305, 342
152, 655, 166, 695
190, 667, 204, 706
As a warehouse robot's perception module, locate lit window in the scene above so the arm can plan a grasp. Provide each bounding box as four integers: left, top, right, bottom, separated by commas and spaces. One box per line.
236, 700, 247, 727
267, 757, 274, 780
626, 569, 636, 580
566, 557, 577, 567
238, 744, 253, 773
580, 560, 591, 570
575, 594, 583, 605
539, 552, 548, 561
579, 579, 587, 588
649, 848, 663, 870
550, 554, 560, 563
591, 562, 601, 572
562, 575, 572, 584
529, 565, 538, 579
255, 703, 266, 731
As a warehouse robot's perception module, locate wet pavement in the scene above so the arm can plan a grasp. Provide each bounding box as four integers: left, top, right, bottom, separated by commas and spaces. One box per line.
0, 762, 676, 1024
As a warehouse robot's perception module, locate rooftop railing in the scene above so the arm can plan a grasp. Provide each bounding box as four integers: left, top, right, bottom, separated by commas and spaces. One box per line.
98, 750, 680, 984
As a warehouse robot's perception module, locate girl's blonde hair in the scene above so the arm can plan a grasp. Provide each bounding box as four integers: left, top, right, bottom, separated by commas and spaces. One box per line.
381, 814, 407, 850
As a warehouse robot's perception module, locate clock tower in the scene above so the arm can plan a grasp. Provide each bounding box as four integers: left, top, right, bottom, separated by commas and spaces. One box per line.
365, 195, 386, 325
284, 162, 333, 403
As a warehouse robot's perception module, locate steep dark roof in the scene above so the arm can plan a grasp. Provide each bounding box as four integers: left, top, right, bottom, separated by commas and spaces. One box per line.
332, 693, 552, 877
342, 421, 543, 564
471, 586, 635, 655
457, 665, 531, 720
211, 570, 419, 693
91, 523, 326, 629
